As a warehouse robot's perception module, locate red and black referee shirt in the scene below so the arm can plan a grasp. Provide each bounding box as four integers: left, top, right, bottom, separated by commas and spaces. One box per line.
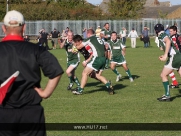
0, 35, 64, 108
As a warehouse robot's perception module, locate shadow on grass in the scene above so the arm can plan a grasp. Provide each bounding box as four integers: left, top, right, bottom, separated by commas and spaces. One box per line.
170, 94, 181, 101
86, 81, 102, 87
166, 89, 181, 101
120, 75, 140, 80
84, 83, 127, 94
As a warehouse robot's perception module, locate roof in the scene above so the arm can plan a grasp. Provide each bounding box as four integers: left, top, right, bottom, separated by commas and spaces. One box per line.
142, 5, 181, 18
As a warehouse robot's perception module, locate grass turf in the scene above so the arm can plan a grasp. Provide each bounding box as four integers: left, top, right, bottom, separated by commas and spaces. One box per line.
37, 38, 181, 136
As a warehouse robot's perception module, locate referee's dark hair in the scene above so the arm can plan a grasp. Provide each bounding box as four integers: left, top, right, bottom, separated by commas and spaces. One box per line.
170, 25, 177, 32
73, 35, 83, 43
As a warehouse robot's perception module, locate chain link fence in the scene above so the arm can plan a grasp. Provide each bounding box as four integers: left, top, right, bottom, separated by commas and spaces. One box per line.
0, 19, 181, 37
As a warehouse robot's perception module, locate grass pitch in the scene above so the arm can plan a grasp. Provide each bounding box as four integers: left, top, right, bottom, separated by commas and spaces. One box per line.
39, 38, 181, 136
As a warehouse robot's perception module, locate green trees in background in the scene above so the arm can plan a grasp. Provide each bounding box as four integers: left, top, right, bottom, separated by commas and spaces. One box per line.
106, 0, 146, 19
0, 0, 145, 20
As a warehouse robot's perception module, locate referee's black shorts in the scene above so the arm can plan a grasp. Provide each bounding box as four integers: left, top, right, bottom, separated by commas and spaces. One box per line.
0, 105, 46, 136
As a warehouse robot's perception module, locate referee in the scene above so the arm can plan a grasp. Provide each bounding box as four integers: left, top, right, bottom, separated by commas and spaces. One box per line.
0, 10, 64, 135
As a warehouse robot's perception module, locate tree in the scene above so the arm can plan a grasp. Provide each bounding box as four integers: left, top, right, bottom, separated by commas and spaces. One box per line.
0, 1, 6, 20
1, 0, 106, 20
105, 0, 146, 19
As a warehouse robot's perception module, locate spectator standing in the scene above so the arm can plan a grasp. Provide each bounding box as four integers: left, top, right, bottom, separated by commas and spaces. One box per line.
128, 28, 138, 48
142, 26, 150, 48
82, 28, 87, 39
50, 28, 60, 49
119, 27, 127, 45
39, 29, 50, 50
164, 25, 170, 35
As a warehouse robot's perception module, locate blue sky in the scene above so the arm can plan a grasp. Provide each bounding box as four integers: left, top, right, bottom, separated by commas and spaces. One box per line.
87, 0, 181, 5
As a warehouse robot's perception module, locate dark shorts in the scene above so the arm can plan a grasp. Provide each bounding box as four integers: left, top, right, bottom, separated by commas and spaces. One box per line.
0, 105, 46, 136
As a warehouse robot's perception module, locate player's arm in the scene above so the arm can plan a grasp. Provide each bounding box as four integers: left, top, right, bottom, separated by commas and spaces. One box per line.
159, 37, 171, 61
82, 45, 93, 67
122, 47, 126, 56
34, 75, 61, 99
60, 39, 66, 48
121, 43, 126, 56
83, 54, 93, 67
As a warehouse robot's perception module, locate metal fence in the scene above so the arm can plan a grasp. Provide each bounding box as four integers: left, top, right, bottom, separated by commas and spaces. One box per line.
0, 19, 181, 37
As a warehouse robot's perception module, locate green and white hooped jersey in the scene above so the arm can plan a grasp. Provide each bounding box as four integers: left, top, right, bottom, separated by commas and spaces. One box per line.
108, 39, 125, 57
82, 35, 105, 57
158, 31, 180, 55
64, 40, 80, 62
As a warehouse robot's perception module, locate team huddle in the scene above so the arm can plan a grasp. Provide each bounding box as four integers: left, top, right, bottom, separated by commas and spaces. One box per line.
60, 23, 134, 95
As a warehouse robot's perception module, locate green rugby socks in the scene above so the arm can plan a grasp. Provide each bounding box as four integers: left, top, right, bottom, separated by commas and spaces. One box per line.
112, 68, 119, 75
163, 81, 170, 96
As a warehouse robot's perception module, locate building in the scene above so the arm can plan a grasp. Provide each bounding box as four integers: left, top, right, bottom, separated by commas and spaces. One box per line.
143, 0, 181, 19
99, 0, 181, 19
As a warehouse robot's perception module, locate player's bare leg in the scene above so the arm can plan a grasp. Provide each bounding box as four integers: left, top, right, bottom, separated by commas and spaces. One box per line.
72, 66, 93, 94
122, 63, 133, 82
110, 62, 121, 82
66, 65, 80, 90
157, 67, 173, 101
96, 70, 114, 95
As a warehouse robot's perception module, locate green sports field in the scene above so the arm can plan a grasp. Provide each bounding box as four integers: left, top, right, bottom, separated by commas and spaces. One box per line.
40, 38, 181, 136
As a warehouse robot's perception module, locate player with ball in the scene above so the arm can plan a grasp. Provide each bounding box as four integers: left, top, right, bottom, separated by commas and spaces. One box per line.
60, 31, 80, 90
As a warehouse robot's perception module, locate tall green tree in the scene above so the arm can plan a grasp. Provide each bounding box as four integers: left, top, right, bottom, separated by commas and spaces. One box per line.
0, 1, 6, 20
1, 0, 106, 20
105, 0, 146, 19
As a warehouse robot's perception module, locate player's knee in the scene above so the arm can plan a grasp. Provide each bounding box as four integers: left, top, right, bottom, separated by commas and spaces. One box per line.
160, 72, 166, 79
82, 71, 88, 76
66, 70, 70, 75
110, 65, 114, 70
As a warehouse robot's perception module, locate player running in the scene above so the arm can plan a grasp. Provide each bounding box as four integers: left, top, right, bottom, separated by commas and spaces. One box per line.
72, 29, 114, 95
168, 25, 181, 88
108, 31, 133, 82
154, 24, 181, 102
60, 31, 80, 90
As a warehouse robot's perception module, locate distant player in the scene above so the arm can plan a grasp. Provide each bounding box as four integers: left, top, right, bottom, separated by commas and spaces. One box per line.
108, 31, 133, 82
101, 23, 112, 69
60, 31, 80, 90
154, 24, 181, 102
